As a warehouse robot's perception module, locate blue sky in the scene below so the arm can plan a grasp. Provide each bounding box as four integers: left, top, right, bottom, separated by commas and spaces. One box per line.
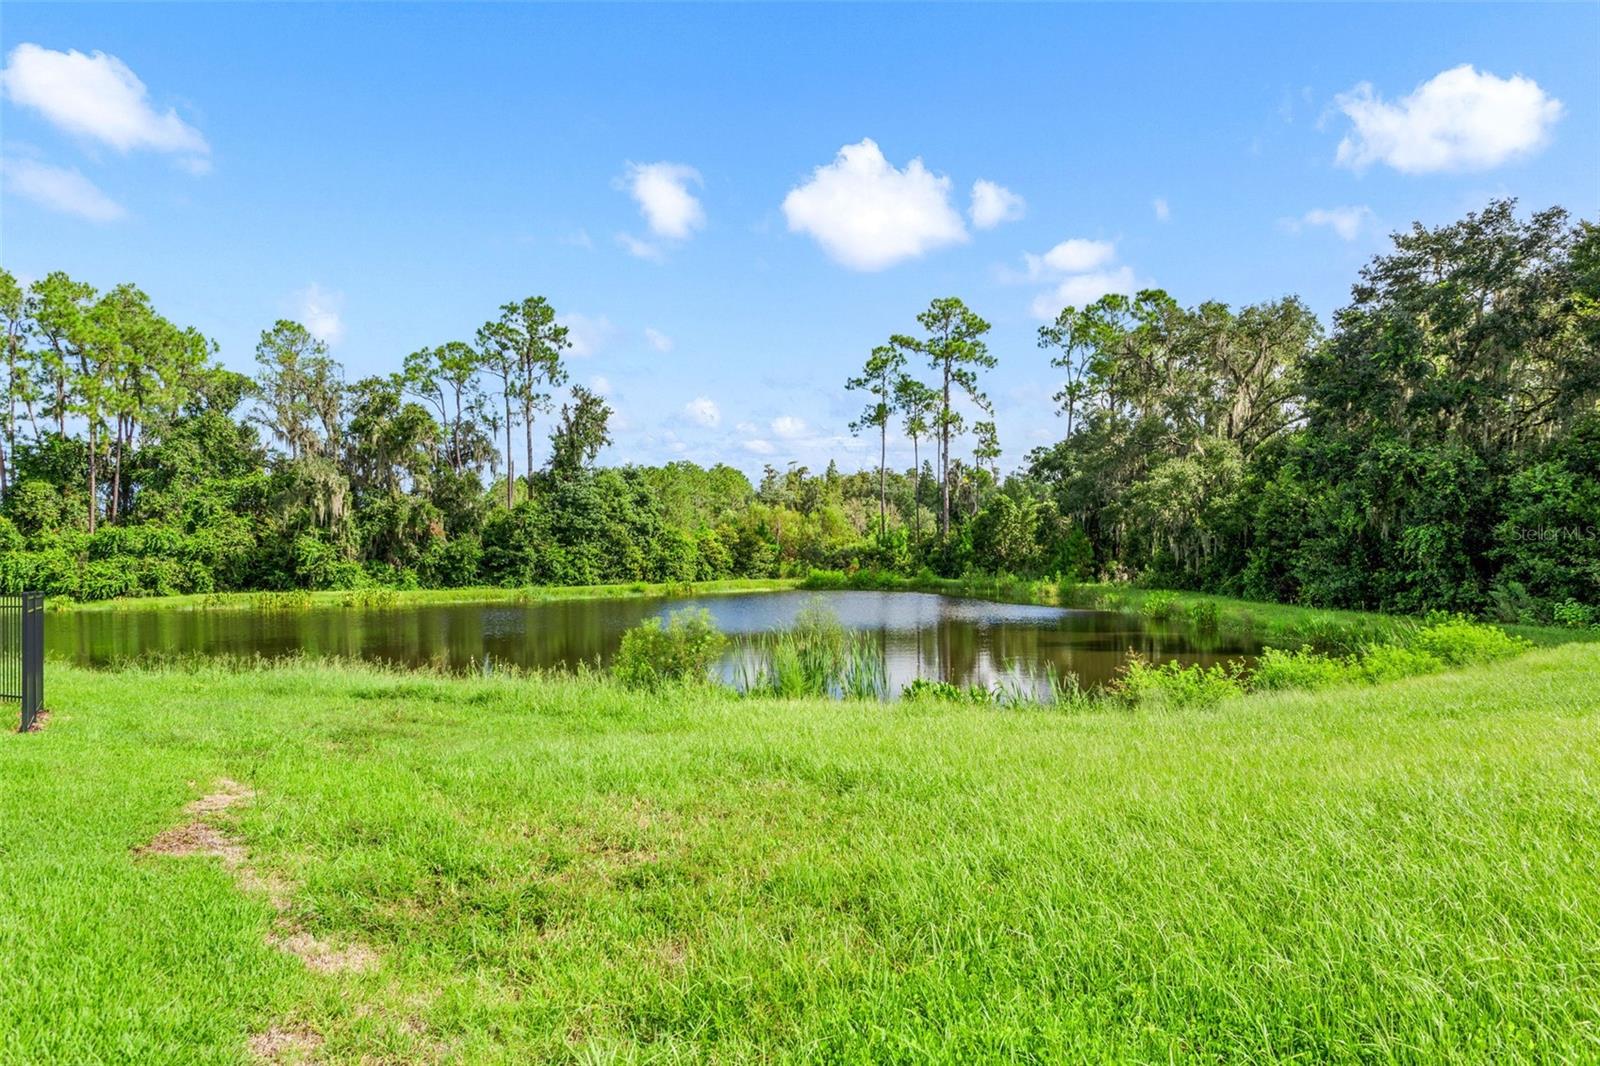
3, 3, 1596, 476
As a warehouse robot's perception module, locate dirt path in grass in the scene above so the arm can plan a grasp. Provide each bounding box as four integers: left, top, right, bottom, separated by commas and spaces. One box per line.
136, 778, 378, 1061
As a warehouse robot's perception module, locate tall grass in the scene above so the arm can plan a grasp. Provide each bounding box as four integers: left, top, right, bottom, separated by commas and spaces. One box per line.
739, 599, 887, 699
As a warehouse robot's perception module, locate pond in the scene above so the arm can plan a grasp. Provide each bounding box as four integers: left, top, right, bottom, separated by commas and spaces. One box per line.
49, 589, 1258, 695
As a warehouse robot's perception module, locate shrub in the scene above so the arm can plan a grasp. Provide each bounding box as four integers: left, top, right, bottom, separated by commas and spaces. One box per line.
340, 587, 398, 609
1408, 613, 1531, 666
253, 589, 314, 611
1552, 599, 1597, 629
1141, 590, 1184, 622
1190, 599, 1219, 632
1115, 657, 1244, 709
901, 678, 965, 702
1249, 646, 1359, 692
613, 608, 727, 690
1356, 643, 1444, 684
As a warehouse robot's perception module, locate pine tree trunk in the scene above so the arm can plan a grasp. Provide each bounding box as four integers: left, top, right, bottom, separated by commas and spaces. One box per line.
878, 420, 886, 539
87, 422, 98, 534
940, 366, 951, 543
503, 394, 515, 508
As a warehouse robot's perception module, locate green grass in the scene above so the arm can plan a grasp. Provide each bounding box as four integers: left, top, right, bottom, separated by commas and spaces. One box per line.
59, 577, 803, 613
803, 569, 1595, 650
4, 648, 1599, 1062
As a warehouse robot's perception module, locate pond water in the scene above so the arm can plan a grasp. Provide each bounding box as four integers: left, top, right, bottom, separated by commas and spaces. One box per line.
49, 589, 1258, 695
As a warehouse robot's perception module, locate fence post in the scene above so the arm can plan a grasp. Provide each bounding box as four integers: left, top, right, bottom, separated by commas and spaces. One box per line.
20, 591, 42, 732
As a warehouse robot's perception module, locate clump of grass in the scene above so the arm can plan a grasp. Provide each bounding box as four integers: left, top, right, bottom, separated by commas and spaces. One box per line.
1140, 590, 1185, 623
1189, 599, 1219, 632
1114, 655, 1245, 709
743, 600, 886, 699
1246, 615, 1531, 694
613, 607, 727, 690
252, 589, 314, 611
1410, 612, 1532, 665
339, 587, 398, 609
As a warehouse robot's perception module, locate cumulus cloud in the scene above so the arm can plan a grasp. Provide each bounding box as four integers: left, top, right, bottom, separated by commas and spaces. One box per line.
1029, 267, 1138, 319
1, 43, 209, 170
294, 284, 345, 345
684, 396, 720, 427
1153, 197, 1170, 222
1334, 65, 1562, 174
742, 438, 775, 455
781, 138, 967, 270
559, 313, 616, 358
771, 415, 807, 440
0, 157, 124, 221
969, 179, 1025, 229
1005, 236, 1138, 318
621, 161, 705, 239
1288, 205, 1374, 241
1020, 238, 1117, 280
644, 327, 673, 353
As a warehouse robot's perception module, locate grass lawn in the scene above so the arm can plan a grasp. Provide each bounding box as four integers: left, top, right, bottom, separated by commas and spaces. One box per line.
4, 647, 1599, 1062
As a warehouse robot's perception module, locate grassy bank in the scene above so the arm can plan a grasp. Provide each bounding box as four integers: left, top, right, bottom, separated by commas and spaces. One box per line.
4, 650, 1599, 1062
801, 569, 1595, 649
60, 577, 804, 614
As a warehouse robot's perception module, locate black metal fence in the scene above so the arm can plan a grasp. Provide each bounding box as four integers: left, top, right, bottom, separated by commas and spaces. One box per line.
1, 592, 44, 731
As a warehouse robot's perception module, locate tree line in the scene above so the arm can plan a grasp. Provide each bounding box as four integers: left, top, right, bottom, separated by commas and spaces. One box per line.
1, 198, 1595, 619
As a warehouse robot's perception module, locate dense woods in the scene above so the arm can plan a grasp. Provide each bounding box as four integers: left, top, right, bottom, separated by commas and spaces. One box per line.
1, 199, 1595, 619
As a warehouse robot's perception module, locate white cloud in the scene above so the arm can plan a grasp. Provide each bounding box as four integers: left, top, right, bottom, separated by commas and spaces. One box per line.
1293, 205, 1374, 241
684, 396, 720, 427
1010, 236, 1139, 319
0, 157, 124, 221
295, 284, 344, 345
615, 233, 665, 262
781, 138, 967, 271
644, 327, 673, 353
771, 415, 807, 440
588, 375, 612, 396
621, 161, 704, 239
1029, 266, 1137, 320
1334, 65, 1562, 174
1022, 238, 1117, 280
742, 438, 775, 455
559, 313, 616, 358
1153, 197, 1170, 222
969, 179, 1025, 229
1, 43, 208, 169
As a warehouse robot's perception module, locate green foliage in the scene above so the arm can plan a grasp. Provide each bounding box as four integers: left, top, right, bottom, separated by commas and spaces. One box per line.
1140, 590, 1185, 622
1552, 600, 1597, 629
1250, 646, 1362, 692
1409, 613, 1532, 666
742, 600, 886, 699
613, 608, 727, 690
1190, 599, 1219, 631
901, 677, 965, 702
253, 589, 314, 611
1114, 657, 1245, 709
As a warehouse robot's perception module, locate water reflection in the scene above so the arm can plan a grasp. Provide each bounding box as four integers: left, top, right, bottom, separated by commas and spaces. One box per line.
48, 589, 1257, 693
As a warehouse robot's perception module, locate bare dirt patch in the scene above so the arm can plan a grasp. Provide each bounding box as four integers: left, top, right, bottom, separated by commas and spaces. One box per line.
186, 777, 255, 814
137, 821, 246, 864
137, 778, 380, 978
267, 927, 378, 975
247, 1024, 323, 1063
